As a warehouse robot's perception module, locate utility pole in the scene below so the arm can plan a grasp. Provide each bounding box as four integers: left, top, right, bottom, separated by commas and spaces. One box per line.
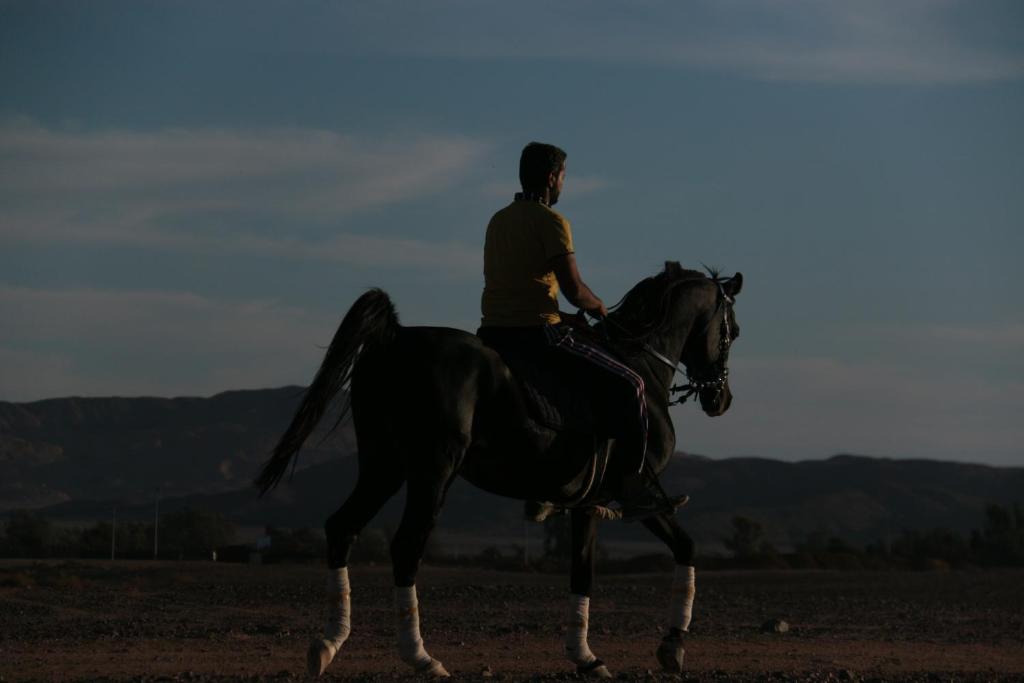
153, 492, 160, 560
111, 506, 117, 561
523, 520, 529, 568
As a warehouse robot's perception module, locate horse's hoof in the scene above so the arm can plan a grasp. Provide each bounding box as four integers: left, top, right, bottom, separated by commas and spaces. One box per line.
417, 658, 450, 678
656, 638, 685, 673
307, 639, 337, 678
577, 658, 613, 679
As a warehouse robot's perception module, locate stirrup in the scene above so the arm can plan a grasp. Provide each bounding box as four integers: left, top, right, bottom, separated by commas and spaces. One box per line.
616, 493, 690, 523
524, 500, 560, 523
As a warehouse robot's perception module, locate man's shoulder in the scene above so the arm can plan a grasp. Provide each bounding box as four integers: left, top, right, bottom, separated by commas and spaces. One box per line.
537, 204, 570, 234
489, 201, 518, 220
537, 202, 568, 221
519, 201, 570, 227
488, 200, 569, 230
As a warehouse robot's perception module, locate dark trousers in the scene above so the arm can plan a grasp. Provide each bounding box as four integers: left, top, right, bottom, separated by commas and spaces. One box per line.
477, 324, 648, 474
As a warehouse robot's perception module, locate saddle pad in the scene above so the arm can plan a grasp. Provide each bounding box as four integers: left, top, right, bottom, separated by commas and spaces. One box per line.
498, 347, 596, 434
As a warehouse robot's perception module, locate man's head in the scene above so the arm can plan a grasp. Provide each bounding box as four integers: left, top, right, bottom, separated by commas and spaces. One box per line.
519, 142, 566, 205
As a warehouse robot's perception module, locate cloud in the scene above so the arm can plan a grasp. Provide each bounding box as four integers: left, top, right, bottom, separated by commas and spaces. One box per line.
0, 347, 78, 402
20, 2, 1015, 87
0, 121, 488, 271
663, 1, 1024, 84
850, 322, 1024, 350
0, 286, 341, 400
0, 286, 316, 348
307, 0, 1024, 84
0, 121, 486, 203
230, 232, 481, 273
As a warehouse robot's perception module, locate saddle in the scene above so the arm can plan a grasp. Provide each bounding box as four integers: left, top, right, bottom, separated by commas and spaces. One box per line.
482, 334, 622, 511
493, 320, 632, 427
499, 345, 596, 435
476, 327, 677, 516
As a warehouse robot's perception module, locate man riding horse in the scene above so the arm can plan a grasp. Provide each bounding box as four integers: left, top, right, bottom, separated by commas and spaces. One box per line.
477, 142, 684, 522
256, 141, 743, 678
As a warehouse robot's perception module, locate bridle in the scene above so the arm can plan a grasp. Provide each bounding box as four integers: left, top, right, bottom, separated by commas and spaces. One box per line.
610, 279, 735, 407
586, 273, 736, 509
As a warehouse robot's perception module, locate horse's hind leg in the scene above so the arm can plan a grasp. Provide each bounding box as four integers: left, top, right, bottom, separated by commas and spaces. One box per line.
642, 513, 696, 673
565, 509, 613, 678
389, 440, 462, 678
309, 458, 404, 678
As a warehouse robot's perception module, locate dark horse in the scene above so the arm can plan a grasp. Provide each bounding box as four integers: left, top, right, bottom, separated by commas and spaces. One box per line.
256, 262, 742, 679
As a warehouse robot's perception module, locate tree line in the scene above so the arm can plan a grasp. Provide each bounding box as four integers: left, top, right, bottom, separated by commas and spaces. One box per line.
0, 508, 235, 560
2, 502, 1022, 570
718, 502, 1024, 570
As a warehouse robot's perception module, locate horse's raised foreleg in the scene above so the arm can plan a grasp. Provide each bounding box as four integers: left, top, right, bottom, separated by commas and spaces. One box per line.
642, 513, 696, 673
309, 465, 404, 677
564, 509, 613, 678
389, 456, 459, 678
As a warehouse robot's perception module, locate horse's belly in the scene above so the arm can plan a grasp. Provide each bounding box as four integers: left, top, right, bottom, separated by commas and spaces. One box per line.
460, 433, 606, 504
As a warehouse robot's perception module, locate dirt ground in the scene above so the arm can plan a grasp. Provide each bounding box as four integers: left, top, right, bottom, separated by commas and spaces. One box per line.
1, 560, 1022, 682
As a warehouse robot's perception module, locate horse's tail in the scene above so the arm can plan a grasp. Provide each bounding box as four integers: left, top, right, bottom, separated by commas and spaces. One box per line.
255, 288, 399, 495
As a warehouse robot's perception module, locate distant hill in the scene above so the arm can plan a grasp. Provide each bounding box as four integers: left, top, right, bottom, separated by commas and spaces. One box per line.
0, 387, 353, 510
29, 454, 1024, 555
658, 453, 1024, 549
4, 390, 1022, 554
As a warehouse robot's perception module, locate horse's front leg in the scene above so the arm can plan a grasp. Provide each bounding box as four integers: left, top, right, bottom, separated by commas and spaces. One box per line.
642, 513, 696, 673
565, 509, 612, 678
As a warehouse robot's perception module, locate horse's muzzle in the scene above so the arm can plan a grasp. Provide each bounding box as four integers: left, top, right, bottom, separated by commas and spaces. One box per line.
699, 383, 732, 416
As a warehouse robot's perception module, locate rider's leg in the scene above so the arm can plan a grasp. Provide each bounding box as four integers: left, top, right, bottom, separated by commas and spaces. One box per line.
603, 405, 684, 521
543, 326, 648, 470
542, 326, 677, 520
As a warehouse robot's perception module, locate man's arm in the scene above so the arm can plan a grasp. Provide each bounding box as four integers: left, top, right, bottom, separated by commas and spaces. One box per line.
550, 253, 607, 318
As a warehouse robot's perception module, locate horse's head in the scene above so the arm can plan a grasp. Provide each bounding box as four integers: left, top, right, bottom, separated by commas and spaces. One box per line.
679, 271, 742, 416
607, 262, 742, 417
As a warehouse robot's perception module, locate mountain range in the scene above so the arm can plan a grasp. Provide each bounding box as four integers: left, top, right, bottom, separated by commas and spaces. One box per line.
0, 387, 353, 509
2, 388, 1021, 553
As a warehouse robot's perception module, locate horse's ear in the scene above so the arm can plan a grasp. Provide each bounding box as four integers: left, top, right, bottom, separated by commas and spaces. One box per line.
723, 272, 743, 298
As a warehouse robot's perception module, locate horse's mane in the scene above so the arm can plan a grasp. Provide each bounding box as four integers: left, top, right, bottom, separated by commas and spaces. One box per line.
605, 261, 709, 345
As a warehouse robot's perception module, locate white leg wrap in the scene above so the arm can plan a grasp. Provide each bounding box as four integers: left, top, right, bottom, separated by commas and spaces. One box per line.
564, 594, 598, 666
324, 567, 351, 650
668, 565, 695, 632
395, 585, 434, 669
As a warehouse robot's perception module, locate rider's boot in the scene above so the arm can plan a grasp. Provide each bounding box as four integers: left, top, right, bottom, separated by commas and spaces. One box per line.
615, 472, 689, 523
524, 500, 559, 522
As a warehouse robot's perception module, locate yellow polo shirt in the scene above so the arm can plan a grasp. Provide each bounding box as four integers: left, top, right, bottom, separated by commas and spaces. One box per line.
481, 199, 574, 327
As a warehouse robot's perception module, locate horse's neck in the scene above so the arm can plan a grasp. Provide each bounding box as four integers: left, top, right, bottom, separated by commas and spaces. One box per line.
612, 282, 705, 397
624, 309, 697, 476
636, 321, 691, 404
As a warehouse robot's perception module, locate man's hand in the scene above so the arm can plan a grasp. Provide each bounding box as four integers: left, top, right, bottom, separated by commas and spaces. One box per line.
560, 310, 591, 330
584, 302, 608, 320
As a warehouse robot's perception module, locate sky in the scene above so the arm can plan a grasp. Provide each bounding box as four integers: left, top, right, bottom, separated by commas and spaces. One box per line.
1, 0, 1022, 465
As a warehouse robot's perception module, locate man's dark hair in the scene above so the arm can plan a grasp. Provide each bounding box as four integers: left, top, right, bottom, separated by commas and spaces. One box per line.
519, 142, 567, 191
